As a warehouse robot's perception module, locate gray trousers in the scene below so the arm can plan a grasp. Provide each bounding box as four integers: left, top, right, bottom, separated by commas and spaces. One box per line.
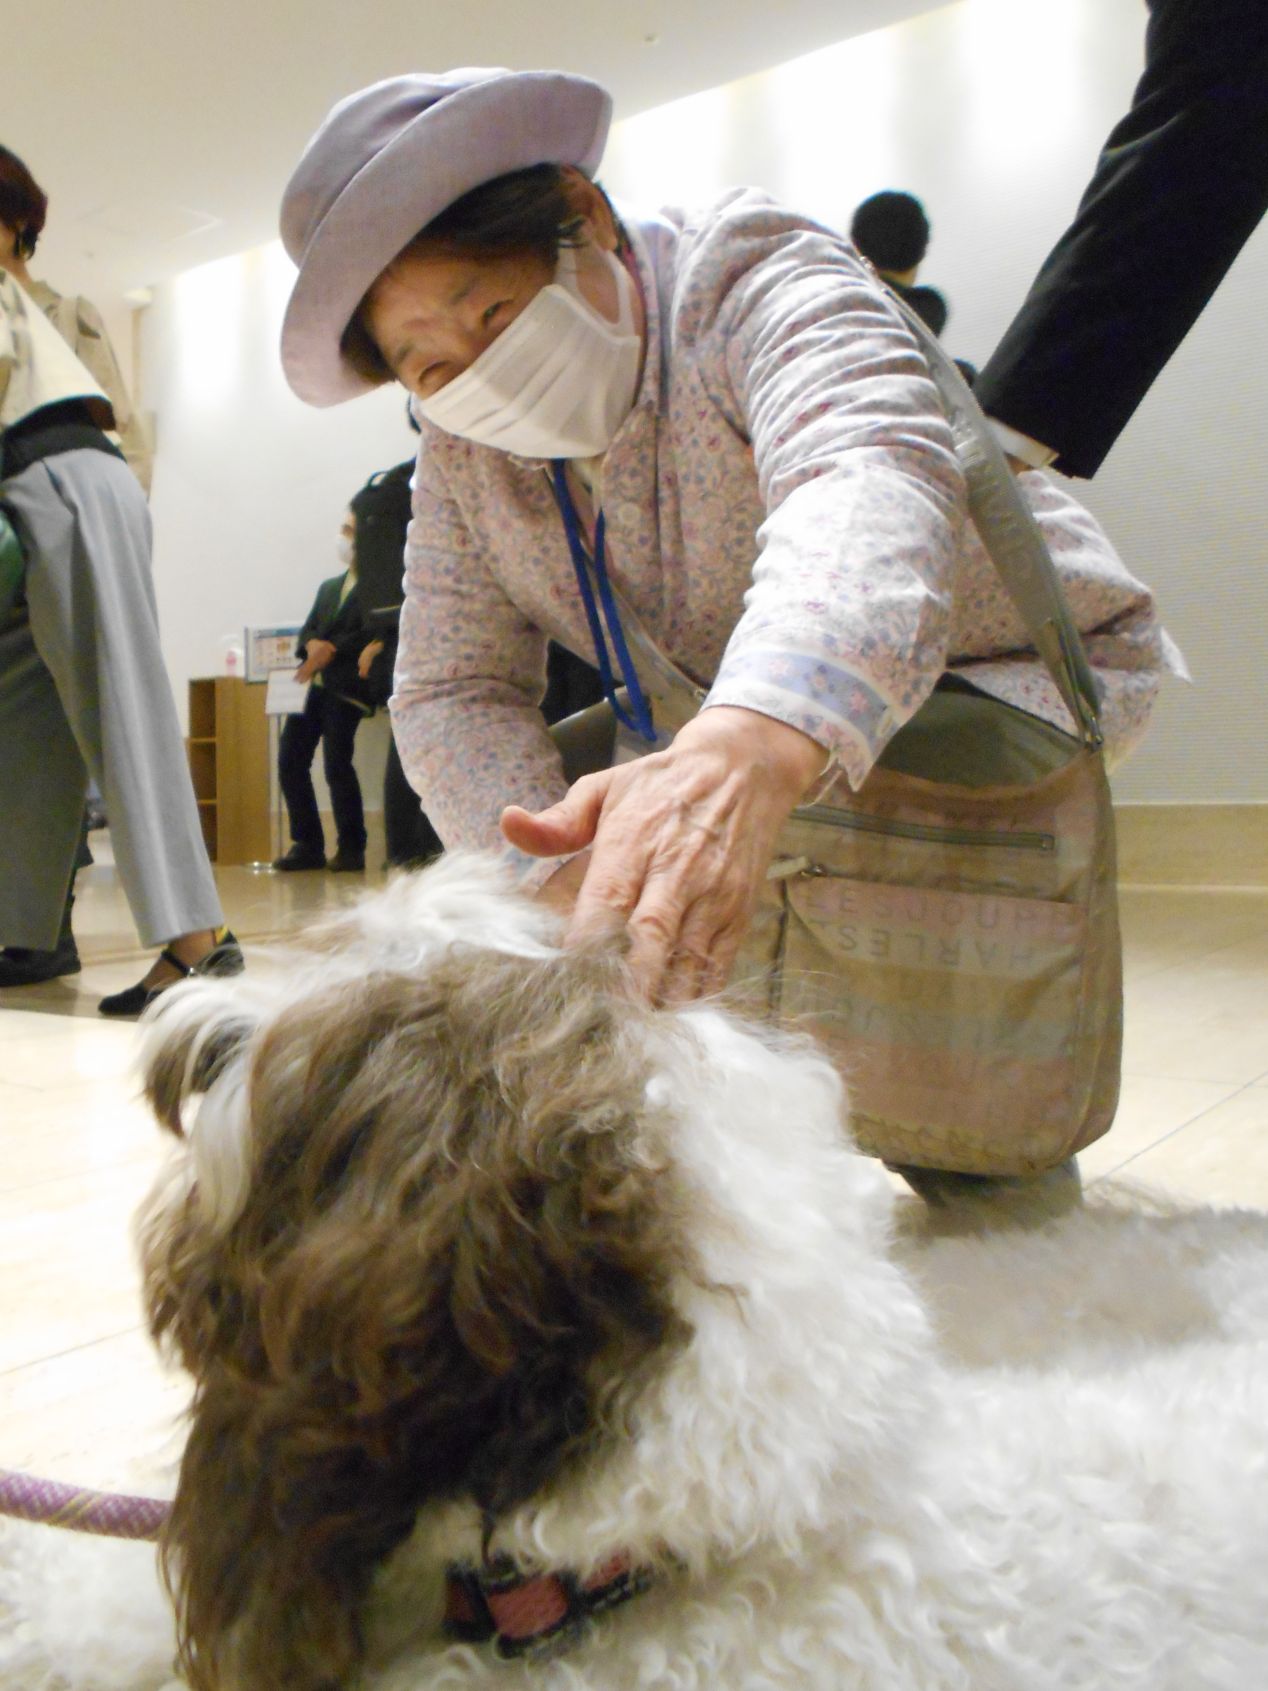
0, 449, 222, 950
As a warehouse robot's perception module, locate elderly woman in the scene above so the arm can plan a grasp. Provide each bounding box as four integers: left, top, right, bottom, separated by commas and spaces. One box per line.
280, 69, 1178, 1006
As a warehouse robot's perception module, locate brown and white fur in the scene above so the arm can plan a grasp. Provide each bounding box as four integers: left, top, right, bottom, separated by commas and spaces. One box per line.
5, 854, 1268, 1691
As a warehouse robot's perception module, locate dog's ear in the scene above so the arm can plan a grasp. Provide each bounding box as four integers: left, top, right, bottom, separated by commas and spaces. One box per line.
159, 1360, 376, 1691
155, 953, 698, 1691
142, 989, 256, 1136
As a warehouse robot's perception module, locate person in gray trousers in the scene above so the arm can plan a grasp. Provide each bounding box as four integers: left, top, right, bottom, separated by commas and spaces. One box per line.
0, 276, 242, 1015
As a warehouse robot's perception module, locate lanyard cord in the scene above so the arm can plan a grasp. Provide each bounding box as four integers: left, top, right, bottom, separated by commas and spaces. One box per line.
549, 462, 657, 743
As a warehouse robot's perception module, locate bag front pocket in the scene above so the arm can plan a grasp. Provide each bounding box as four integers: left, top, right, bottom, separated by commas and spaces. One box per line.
780, 871, 1091, 1173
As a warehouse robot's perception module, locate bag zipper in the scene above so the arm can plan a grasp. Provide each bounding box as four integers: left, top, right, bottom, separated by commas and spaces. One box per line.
790, 803, 1055, 854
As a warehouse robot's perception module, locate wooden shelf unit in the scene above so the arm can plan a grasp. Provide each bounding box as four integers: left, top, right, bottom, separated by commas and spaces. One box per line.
187, 677, 271, 865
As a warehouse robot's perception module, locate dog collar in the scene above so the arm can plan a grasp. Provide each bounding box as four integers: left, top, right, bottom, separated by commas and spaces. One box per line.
444, 1550, 655, 1660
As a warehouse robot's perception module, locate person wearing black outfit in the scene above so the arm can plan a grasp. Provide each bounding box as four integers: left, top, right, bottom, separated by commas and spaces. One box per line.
347, 461, 444, 868
351, 453, 604, 868
976, 0, 1268, 480
273, 511, 375, 873
849, 190, 948, 337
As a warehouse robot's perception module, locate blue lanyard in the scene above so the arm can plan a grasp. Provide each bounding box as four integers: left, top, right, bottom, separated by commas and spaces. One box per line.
550, 461, 657, 743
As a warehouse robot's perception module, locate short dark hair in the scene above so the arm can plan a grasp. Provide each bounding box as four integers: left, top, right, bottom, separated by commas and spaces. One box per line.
850, 190, 930, 274
342, 163, 589, 387
0, 146, 47, 258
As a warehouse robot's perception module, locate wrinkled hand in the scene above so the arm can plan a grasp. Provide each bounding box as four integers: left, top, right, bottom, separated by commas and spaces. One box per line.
295, 639, 337, 683
500, 706, 827, 1004
358, 639, 385, 679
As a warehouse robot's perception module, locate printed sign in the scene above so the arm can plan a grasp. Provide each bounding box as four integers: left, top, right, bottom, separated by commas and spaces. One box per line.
246, 625, 303, 683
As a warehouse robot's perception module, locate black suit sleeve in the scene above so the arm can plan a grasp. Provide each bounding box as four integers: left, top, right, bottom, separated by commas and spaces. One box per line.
975, 0, 1268, 479
296, 580, 335, 660
327, 585, 371, 659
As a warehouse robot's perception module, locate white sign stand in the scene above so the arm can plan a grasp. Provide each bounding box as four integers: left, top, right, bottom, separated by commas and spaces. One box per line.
264, 669, 310, 717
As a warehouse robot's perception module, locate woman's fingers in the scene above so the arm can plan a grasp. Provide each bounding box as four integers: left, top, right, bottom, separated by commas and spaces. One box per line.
623, 882, 690, 995
661, 899, 748, 1005
500, 770, 614, 858
570, 777, 750, 999
516, 708, 826, 1004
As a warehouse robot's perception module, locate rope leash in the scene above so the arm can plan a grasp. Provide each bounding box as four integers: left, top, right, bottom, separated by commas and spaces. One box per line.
0, 1469, 658, 1663
0, 1467, 169, 1541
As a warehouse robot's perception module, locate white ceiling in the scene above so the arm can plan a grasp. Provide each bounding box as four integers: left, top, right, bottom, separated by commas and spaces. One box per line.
6, 0, 952, 310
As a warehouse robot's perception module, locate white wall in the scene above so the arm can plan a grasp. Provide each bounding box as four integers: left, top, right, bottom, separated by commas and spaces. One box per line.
143, 242, 416, 725
144, 0, 1268, 801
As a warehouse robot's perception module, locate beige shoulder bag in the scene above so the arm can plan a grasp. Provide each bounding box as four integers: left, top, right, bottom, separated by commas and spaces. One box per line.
549, 310, 1121, 1178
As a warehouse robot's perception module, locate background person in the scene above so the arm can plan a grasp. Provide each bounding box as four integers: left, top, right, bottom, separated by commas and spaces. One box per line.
273, 510, 375, 873
0, 270, 238, 1012
278, 70, 1180, 1013
351, 452, 599, 868
346, 458, 444, 868
0, 144, 152, 493
976, 0, 1268, 478
849, 189, 948, 336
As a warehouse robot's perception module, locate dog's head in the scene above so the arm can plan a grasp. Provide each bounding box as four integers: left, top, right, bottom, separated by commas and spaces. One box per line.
137, 857, 926, 1690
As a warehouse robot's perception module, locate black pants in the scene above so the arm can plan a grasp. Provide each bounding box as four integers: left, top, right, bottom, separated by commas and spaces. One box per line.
278, 687, 367, 855
976, 0, 1268, 478
383, 729, 443, 867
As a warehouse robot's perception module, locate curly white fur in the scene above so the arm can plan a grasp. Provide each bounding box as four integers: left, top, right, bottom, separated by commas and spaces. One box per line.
6, 857, 1268, 1690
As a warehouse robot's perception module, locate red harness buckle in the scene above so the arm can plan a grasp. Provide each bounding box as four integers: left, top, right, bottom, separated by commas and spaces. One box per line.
444, 1550, 655, 1660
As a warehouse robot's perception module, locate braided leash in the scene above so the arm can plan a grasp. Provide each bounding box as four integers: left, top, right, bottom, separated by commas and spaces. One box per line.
0, 1468, 169, 1541
0, 1469, 658, 1664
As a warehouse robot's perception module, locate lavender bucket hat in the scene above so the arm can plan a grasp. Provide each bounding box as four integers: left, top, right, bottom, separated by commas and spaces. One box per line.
280, 68, 612, 407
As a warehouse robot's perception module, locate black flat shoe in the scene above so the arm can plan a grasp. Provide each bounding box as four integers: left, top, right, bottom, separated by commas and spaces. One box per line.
98, 929, 245, 1018
272, 845, 326, 871
328, 847, 366, 873
0, 934, 81, 987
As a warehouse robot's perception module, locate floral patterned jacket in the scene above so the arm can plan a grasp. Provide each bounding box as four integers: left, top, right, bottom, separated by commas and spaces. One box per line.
392, 189, 1182, 881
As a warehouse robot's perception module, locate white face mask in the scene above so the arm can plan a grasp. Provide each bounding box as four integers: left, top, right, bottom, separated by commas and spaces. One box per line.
416, 246, 642, 459
335, 532, 354, 568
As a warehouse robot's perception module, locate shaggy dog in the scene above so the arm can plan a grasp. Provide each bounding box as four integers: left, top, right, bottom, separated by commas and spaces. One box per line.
3, 855, 1268, 1690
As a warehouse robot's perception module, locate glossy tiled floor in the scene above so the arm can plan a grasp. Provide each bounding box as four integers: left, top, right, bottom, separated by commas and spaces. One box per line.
1, 837, 1266, 1498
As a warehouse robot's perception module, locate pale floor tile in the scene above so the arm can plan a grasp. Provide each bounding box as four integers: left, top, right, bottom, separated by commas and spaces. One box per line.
1102, 1082, 1268, 1211
0, 1018, 138, 1090
1116, 896, 1268, 1086
0, 1006, 141, 1046
0, 1078, 159, 1194
0, 1160, 161, 1376
1119, 965, 1268, 1085
1076, 1072, 1244, 1183
1119, 887, 1268, 986
0, 1328, 188, 1496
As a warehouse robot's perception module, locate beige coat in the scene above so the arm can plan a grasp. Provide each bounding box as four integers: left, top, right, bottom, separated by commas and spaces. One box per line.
0, 273, 110, 431
26, 279, 152, 492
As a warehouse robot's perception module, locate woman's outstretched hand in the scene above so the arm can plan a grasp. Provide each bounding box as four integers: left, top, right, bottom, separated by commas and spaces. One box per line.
500, 706, 827, 1004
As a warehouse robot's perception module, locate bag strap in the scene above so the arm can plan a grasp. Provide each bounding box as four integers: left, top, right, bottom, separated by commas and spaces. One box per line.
549, 463, 658, 741
885, 293, 1104, 750
548, 464, 705, 736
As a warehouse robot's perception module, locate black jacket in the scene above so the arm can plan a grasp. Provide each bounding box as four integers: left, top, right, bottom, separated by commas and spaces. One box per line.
296, 572, 376, 710
350, 462, 414, 707
976, 0, 1268, 477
